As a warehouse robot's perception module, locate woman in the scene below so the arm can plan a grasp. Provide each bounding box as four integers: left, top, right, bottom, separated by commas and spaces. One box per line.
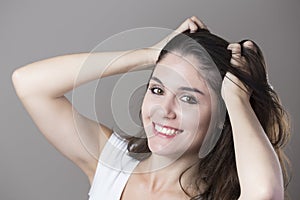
12, 16, 290, 199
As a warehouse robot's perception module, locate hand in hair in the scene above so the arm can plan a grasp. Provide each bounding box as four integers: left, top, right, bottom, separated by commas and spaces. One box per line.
221, 41, 256, 102
151, 16, 208, 61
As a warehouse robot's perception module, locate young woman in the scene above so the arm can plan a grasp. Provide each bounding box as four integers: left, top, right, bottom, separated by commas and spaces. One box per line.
12, 16, 290, 199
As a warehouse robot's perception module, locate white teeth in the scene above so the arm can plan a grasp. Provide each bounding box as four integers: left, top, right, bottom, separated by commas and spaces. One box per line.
154, 124, 181, 136
158, 126, 163, 132
166, 129, 172, 135
162, 128, 168, 133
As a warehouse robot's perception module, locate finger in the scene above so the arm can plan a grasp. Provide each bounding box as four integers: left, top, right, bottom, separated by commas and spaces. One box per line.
190, 16, 208, 30
242, 40, 257, 53
227, 43, 243, 66
176, 18, 199, 33
176, 18, 194, 33
188, 18, 199, 33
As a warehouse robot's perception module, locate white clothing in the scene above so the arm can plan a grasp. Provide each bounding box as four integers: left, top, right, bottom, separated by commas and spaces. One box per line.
88, 133, 140, 200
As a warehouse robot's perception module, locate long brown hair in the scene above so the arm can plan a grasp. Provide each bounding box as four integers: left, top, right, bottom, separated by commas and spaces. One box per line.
124, 29, 291, 199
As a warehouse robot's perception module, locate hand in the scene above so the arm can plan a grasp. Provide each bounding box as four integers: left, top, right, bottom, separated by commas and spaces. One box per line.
150, 16, 208, 61
221, 41, 256, 103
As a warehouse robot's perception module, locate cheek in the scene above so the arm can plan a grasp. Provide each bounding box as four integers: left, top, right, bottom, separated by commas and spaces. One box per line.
182, 106, 211, 130
180, 105, 212, 147
141, 93, 152, 125
141, 92, 162, 122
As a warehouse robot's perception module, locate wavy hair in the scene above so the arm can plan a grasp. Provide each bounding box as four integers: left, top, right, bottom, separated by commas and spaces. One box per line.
124, 29, 291, 199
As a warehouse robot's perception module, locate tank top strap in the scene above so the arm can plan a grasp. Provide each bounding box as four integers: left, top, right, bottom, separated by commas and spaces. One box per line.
88, 132, 140, 200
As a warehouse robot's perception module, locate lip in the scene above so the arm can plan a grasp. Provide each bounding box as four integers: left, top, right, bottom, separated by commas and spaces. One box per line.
152, 122, 183, 139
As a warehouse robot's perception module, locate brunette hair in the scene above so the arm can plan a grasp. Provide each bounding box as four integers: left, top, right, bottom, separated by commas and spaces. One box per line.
124, 29, 290, 199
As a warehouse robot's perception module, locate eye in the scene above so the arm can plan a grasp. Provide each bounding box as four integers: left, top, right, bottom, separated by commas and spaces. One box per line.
180, 95, 198, 104
149, 86, 164, 95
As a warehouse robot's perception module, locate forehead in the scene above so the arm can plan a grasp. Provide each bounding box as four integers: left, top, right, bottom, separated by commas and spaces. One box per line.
152, 53, 208, 90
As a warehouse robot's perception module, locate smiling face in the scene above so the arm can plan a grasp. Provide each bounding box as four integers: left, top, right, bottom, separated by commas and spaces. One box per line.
141, 53, 213, 157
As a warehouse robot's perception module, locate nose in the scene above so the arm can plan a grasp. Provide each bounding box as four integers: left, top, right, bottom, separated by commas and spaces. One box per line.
160, 95, 177, 120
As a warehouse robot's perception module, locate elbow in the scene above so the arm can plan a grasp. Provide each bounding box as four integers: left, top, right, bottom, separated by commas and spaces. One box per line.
240, 185, 284, 200
258, 178, 284, 200
12, 68, 30, 99
12, 68, 21, 94
258, 188, 283, 200
267, 187, 284, 200
12, 68, 22, 85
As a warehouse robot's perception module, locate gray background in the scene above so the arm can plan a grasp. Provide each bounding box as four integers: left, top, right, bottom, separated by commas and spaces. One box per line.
1, 0, 299, 199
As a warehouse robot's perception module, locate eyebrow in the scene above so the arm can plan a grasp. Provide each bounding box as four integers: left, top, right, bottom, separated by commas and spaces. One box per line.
150, 76, 164, 85
150, 76, 205, 96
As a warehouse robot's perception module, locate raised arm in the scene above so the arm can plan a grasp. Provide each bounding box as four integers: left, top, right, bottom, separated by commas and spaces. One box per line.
12, 16, 205, 183
223, 41, 284, 200
12, 49, 155, 183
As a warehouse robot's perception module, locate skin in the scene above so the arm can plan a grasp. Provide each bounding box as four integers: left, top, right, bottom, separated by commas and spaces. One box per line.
141, 53, 212, 157
121, 53, 214, 199
12, 17, 284, 199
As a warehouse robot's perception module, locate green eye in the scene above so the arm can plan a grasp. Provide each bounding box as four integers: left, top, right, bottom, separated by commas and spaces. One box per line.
180, 95, 198, 104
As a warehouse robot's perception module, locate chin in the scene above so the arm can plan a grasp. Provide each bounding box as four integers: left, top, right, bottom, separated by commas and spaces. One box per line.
147, 136, 189, 158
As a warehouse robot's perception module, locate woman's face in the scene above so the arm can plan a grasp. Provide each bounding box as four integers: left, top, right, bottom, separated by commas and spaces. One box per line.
141, 53, 213, 157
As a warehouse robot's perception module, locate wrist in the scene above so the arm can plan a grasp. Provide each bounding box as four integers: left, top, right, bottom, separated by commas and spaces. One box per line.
126, 48, 157, 72
224, 95, 251, 110
145, 46, 161, 64
221, 72, 252, 106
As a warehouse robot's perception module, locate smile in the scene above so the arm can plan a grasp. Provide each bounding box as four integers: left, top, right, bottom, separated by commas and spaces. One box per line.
152, 122, 183, 138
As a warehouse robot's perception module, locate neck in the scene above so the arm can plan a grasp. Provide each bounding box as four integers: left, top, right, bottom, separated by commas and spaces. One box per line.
135, 151, 200, 194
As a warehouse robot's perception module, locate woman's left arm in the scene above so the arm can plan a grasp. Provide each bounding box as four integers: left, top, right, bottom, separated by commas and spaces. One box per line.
223, 42, 284, 200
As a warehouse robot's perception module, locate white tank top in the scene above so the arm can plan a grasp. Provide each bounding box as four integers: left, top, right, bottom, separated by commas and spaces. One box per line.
88, 132, 140, 200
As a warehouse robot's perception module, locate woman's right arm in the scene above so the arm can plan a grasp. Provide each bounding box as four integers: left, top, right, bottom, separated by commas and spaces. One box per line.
12, 49, 155, 183
11, 16, 204, 183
